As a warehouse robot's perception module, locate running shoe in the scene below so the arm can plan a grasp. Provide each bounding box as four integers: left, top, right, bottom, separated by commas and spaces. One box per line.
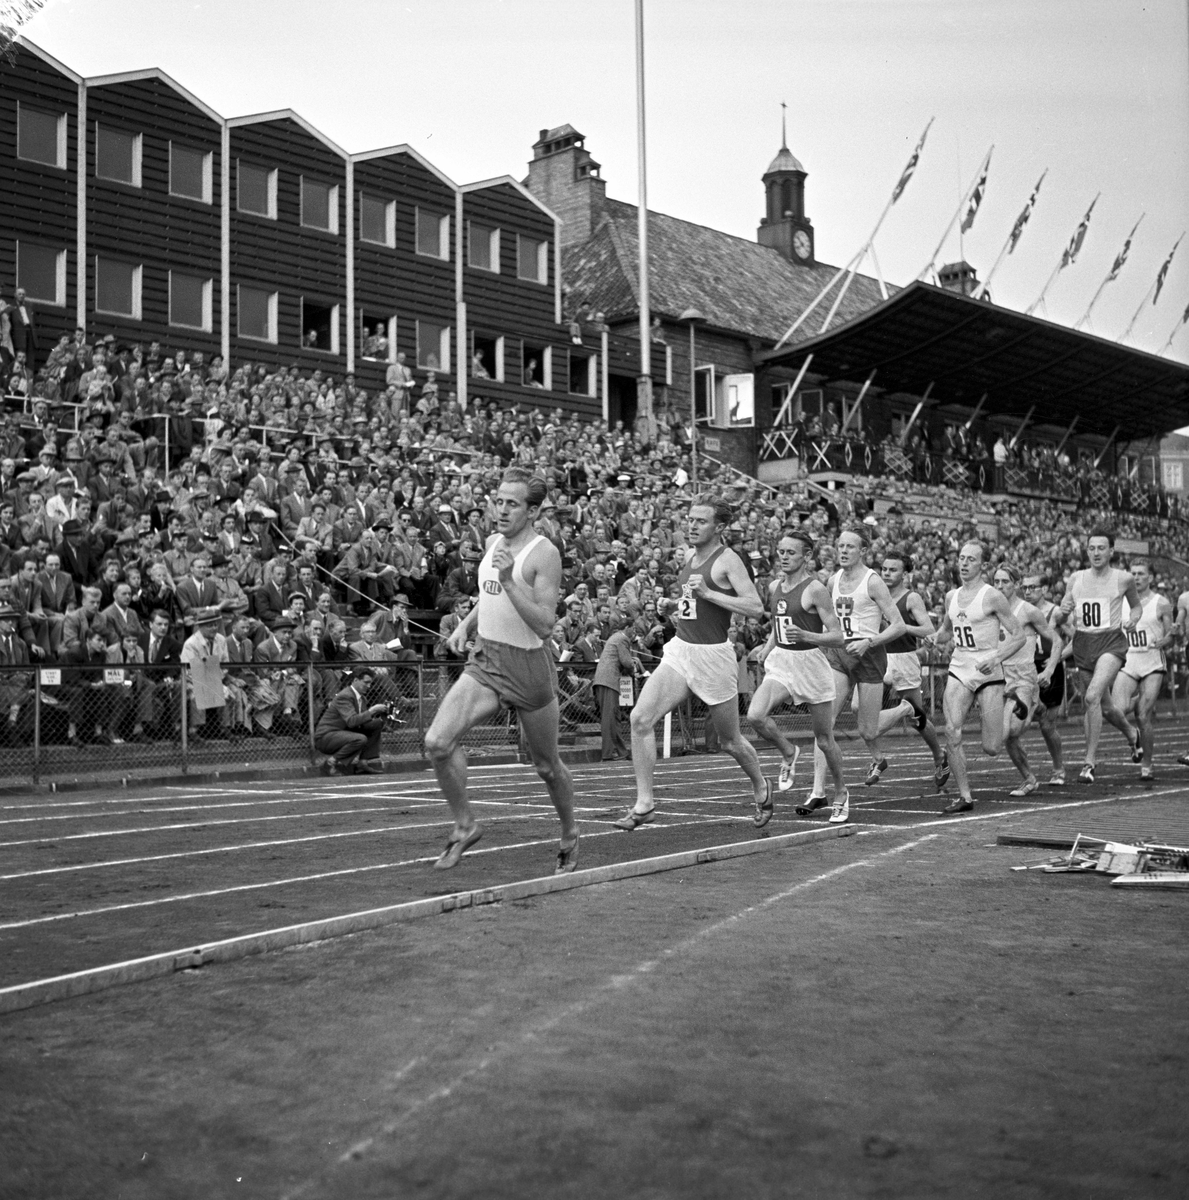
1048, 768, 1066, 786
753, 778, 775, 829
934, 750, 951, 792
777, 744, 801, 792
1139, 766, 1156, 782
555, 834, 580, 874
863, 757, 889, 787
1078, 763, 1096, 783
613, 808, 655, 830
828, 789, 850, 825
433, 823, 484, 870
940, 796, 974, 814
1130, 738, 1144, 764
1177, 752, 1189, 767
1009, 777, 1039, 797
795, 794, 827, 817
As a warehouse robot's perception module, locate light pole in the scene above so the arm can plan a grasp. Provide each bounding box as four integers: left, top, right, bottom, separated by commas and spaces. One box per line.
679, 307, 705, 490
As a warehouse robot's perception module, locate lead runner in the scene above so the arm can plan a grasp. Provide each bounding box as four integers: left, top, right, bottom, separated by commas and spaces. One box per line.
424, 466, 579, 873
614, 495, 770, 830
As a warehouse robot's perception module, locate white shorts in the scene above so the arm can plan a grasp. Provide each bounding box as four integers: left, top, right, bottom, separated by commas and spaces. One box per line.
1121, 650, 1165, 682
763, 646, 836, 706
660, 638, 738, 706
884, 651, 922, 693
1004, 660, 1038, 713
947, 653, 1004, 695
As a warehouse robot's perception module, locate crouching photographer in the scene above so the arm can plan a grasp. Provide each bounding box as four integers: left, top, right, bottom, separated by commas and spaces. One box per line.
314, 664, 388, 775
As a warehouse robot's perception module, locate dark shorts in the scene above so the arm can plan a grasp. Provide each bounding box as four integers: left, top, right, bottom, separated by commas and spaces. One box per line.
826, 643, 888, 687
463, 637, 558, 713
1072, 630, 1128, 675
1037, 659, 1065, 710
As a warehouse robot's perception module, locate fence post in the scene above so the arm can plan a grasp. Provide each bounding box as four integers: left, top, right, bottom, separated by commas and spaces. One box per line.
416, 661, 424, 751
180, 663, 189, 773
32, 667, 41, 786
306, 663, 317, 764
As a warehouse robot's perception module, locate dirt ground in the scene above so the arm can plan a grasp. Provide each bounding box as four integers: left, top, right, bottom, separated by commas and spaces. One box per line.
2, 817, 1187, 1196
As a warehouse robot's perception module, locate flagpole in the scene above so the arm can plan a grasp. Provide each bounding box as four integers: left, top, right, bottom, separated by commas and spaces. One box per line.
1074, 213, 1144, 331
916, 145, 993, 282
634, 0, 655, 445
776, 117, 933, 347
1025, 192, 1099, 316
1159, 302, 1189, 353
1120, 232, 1185, 343
973, 169, 1047, 300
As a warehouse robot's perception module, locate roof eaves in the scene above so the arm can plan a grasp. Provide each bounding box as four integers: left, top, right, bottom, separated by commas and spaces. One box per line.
84, 67, 223, 125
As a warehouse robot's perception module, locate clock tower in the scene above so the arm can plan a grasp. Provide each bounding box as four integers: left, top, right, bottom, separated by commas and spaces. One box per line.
757, 111, 815, 266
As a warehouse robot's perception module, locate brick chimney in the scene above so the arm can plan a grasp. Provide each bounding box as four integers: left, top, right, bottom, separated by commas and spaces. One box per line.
525, 125, 606, 247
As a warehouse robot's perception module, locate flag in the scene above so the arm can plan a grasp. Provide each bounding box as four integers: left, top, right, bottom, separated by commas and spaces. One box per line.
1008, 172, 1046, 253
1153, 236, 1182, 305
892, 120, 932, 204
1108, 217, 1142, 282
1181, 299, 1189, 328
1059, 196, 1098, 270
960, 158, 990, 233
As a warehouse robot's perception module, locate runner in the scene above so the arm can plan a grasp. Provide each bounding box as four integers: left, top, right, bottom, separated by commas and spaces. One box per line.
803, 526, 907, 824
879, 551, 950, 792
1059, 528, 1142, 782
614, 495, 770, 830
1111, 560, 1172, 781
424, 467, 579, 873
932, 541, 1025, 814
1021, 574, 1071, 785
746, 531, 848, 825
992, 565, 1062, 797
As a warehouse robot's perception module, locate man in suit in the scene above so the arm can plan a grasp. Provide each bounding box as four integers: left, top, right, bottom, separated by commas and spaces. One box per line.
63, 627, 129, 745
313, 664, 385, 774
252, 617, 299, 734
347, 618, 404, 706
0, 605, 33, 745
56, 518, 99, 587
253, 559, 289, 627
62, 586, 103, 654
174, 555, 220, 626
96, 581, 144, 647
8, 288, 37, 374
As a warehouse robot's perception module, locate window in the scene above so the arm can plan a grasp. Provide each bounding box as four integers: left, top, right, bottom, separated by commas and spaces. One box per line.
95, 257, 142, 319
517, 235, 548, 283
723, 373, 755, 428
694, 365, 715, 424
238, 285, 277, 342
170, 143, 212, 203
1164, 461, 1184, 492
360, 312, 395, 361
301, 177, 339, 233
17, 105, 66, 168
360, 194, 395, 247
472, 333, 504, 382
416, 208, 449, 259
15, 242, 66, 306
468, 222, 500, 272
416, 320, 450, 371
568, 351, 595, 397
169, 272, 212, 331
300, 299, 340, 354
238, 161, 277, 218
95, 125, 141, 187
521, 342, 551, 390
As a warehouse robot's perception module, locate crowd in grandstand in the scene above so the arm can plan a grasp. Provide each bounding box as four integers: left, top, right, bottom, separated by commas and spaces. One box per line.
0, 327, 1187, 760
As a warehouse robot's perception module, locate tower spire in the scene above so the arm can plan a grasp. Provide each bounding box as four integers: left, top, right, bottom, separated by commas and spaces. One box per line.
781, 101, 787, 149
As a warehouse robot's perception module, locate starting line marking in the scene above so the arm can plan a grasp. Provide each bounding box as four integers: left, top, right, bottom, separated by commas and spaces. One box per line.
0, 824, 855, 1014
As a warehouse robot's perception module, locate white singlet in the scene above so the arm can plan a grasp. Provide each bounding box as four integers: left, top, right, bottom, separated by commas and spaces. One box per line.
1068, 568, 1128, 633
947, 583, 1004, 691
1122, 592, 1167, 680
831, 568, 881, 641
477, 534, 545, 649
1003, 598, 1037, 673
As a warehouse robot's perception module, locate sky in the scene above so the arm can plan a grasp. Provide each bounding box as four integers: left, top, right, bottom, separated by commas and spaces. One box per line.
15, 0, 1189, 359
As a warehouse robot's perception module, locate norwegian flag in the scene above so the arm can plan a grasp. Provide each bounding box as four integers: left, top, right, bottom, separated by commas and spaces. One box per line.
960, 157, 991, 234
1108, 217, 1143, 282
892, 119, 933, 204
1060, 196, 1098, 270
1008, 172, 1046, 253
1153, 235, 1183, 304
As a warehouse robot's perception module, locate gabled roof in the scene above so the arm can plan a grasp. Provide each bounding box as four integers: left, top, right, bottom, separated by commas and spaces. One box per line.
227, 110, 347, 158
563, 198, 889, 342
461, 175, 559, 223
85, 67, 223, 125
351, 144, 457, 190
13, 37, 83, 84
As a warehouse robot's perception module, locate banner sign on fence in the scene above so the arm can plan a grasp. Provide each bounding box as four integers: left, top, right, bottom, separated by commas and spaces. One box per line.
39, 669, 61, 686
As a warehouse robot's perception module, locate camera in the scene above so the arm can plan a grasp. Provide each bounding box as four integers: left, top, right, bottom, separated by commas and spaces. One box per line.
378, 699, 405, 728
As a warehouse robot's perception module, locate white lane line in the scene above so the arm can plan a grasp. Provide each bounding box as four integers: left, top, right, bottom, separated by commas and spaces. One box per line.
285, 831, 939, 1194
0, 817, 741, 931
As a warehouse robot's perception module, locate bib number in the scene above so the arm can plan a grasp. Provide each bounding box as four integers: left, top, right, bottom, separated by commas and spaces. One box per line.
1128, 628, 1147, 649
954, 624, 977, 649
676, 595, 698, 621
775, 615, 796, 645
1080, 601, 1105, 631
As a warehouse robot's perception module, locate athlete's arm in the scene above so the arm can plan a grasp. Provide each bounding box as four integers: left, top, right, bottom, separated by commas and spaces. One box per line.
1176, 592, 1189, 641
493, 538, 563, 640
1059, 575, 1077, 616
691, 547, 764, 618
848, 573, 905, 657
1153, 597, 1175, 650
985, 588, 1025, 670
1028, 603, 1061, 684
903, 591, 935, 640
932, 591, 955, 649
445, 604, 479, 655
756, 580, 779, 662
1121, 574, 1141, 630
804, 580, 845, 647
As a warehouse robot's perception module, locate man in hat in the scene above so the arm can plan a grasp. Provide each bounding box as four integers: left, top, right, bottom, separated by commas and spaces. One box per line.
371, 593, 419, 663
63, 625, 131, 745
181, 607, 229, 739
252, 618, 300, 735
314, 663, 387, 775
437, 541, 482, 613
57, 517, 99, 586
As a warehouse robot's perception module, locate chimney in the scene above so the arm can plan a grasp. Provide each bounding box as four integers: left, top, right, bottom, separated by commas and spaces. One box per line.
525, 124, 606, 247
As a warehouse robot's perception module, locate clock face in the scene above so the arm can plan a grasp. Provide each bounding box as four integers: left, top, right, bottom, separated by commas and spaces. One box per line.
793, 229, 812, 260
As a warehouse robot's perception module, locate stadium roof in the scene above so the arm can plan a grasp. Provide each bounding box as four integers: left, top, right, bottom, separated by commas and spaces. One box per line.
758, 282, 1189, 440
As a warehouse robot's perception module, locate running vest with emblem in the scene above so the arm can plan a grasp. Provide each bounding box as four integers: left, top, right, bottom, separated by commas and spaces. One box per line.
948, 583, 999, 661
674, 544, 734, 645
831, 568, 881, 640
884, 592, 917, 655
477, 534, 545, 649
771, 576, 822, 650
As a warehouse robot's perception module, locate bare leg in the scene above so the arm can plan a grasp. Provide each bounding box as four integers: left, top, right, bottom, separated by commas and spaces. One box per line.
854, 681, 886, 762
424, 673, 503, 834
943, 680, 978, 802
747, 678, 799, 762
809, 699, 846, 799
901, 685, 945, 765
1003, 697, 1033, 784
629, 664, 691, 814
1083, 655, 1127, 766
875, 699, 914, 736
1134, 674, 1163, 768
812, 671, 851, 796
1037, 704, 1064, 773
707, 694, 766, 802
518, 698, 578, 842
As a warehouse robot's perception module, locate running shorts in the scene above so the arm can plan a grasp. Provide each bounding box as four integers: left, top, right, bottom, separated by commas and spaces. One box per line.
947, 653, 1005, 695
763, 646, 836, 706
884, 650, 922, 693
660, 637, 738, 706
464, 637, 558, 712
1037, 660, 1065, 710
1121, 649, 1166, 683
1004, 665, 1038, 717
826, 642, 888, 687
1072, 629, 1128, 674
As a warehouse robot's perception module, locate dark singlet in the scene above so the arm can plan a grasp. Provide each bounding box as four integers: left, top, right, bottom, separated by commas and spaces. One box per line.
884, 593, 917, 655
674, 544, 734, 645
771, 577, 822, 650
